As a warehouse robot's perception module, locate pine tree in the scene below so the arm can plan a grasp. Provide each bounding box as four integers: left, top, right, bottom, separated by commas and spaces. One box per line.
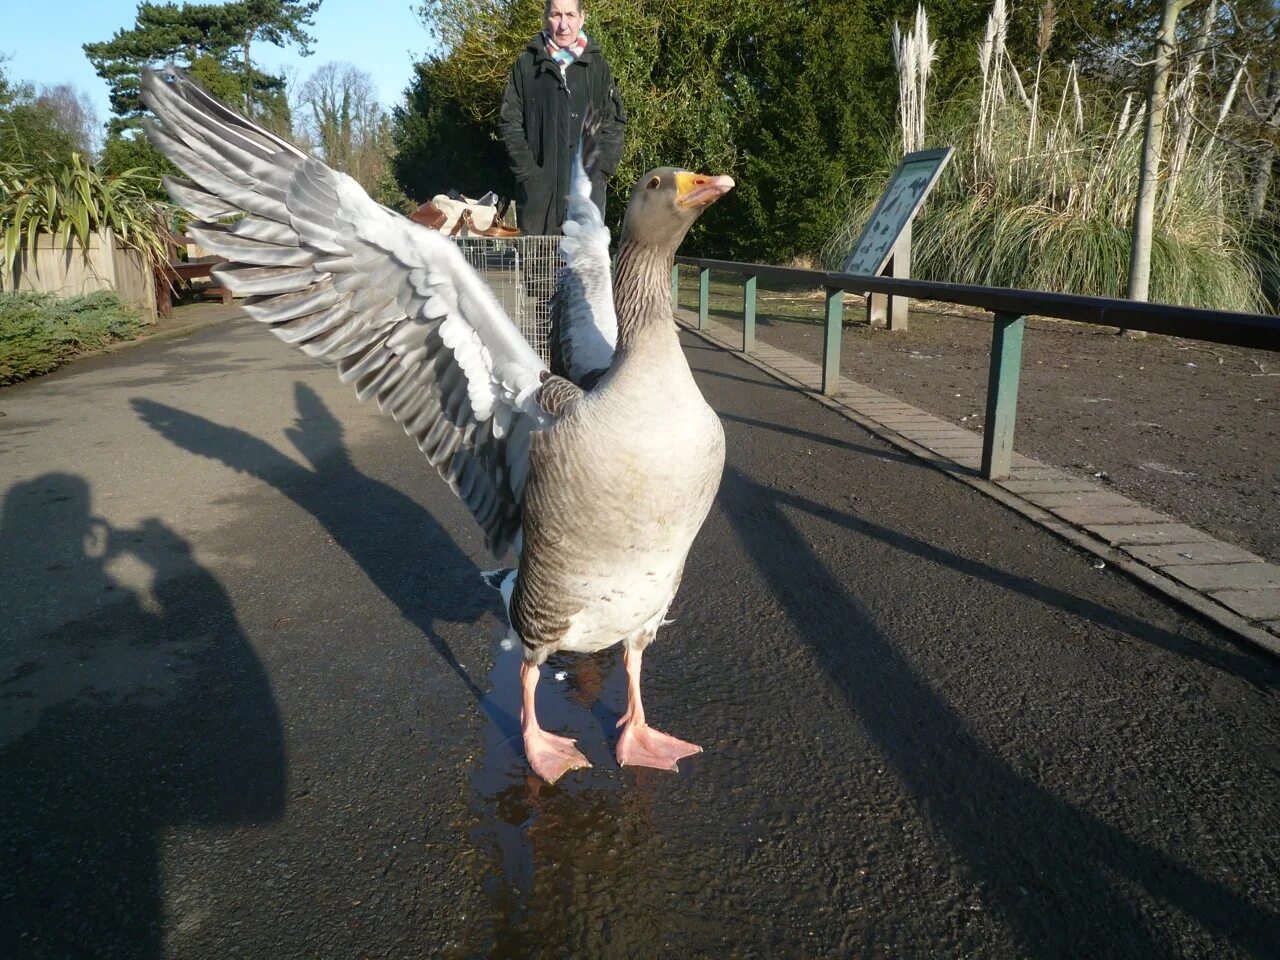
84, 0, 319, 134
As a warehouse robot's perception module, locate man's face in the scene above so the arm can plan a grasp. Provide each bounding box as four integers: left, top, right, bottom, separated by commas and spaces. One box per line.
545, 0, 584, 47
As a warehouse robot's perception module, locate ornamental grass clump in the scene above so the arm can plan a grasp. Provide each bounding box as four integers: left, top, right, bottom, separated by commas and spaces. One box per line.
893, 5, 936, 155
827, 0, 1276, 313
0, 151, 171, 283
0, 290, 145, 384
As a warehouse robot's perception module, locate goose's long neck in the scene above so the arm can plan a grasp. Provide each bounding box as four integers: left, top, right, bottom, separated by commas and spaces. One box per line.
613, 239, 677, 349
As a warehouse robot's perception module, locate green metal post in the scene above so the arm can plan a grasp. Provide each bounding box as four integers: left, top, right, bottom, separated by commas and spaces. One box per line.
981, 311, 1027, 479
671, 263, 679, 310
822, 286, 843, 395
743, 275, 757, 353
698, 267, 710, 330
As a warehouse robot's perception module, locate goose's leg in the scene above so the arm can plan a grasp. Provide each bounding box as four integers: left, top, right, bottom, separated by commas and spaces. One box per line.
616, 645, 702, 771
521, 660, 590, 784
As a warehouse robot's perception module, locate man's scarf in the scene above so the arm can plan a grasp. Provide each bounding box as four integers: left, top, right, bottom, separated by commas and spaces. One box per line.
544, 30, 588, 69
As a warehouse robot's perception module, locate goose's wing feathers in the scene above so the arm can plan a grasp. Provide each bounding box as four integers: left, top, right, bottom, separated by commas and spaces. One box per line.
141, 66, 547, 555
548, 108, 617, 389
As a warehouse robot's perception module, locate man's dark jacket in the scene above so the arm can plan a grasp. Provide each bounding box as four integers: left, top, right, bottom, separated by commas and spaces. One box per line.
499, 35, 626, 235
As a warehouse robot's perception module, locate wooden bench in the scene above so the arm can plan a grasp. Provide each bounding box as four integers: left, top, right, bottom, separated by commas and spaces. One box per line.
156, 234, 232, 317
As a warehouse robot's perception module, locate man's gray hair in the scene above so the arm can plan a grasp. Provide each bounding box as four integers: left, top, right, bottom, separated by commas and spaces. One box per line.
544, 0, 584, 14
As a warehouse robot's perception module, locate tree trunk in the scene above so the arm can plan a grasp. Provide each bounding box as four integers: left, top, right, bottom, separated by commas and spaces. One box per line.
1128, 0, 1189, 307
1253, 152, 1276, 218
1166, 0, 1217, 205
243, 30, 254, 115
1252, 68, 1280, 219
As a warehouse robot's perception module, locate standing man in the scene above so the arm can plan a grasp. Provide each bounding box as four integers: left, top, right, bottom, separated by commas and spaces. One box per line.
499, 0, 627, 235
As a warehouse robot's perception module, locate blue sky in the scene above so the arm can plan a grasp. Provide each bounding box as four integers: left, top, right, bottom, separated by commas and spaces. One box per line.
3, 0, 437, 130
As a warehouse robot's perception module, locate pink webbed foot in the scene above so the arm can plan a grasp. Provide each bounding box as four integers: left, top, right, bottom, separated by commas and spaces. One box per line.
523, 726, 591, 785
614, 644, 702, 771
520, 659, 590, 784
616, 719, 702, 772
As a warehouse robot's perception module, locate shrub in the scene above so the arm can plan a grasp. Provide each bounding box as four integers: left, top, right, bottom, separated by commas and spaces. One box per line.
0, 290, 145, 384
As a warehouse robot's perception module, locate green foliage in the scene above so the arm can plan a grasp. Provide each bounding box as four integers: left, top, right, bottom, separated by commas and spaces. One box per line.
86, 3, 317, 191
0, 153, 172, 282
84, 0, 317, 131
826, 73, 1272, 311
415, 0, 540, 122
1246, 208, 1280, 309
403, 0, 904, 258
1010, 0, 1160, 70
0, 63, 80, 168
98, 132, 176, 200
726, 0, 895, 262
86, 2, 245, 120
0, 290, 146, 384
370, 166, 416, 214
406, 0, 769, 213
392, 60, 514, 202
0, 103, 80, 168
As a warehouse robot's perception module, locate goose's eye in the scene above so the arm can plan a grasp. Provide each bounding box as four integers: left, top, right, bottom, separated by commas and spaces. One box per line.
646, 176, 661, 190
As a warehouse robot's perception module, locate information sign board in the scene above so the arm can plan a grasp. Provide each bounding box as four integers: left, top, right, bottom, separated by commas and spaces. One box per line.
842, 147, 953, 277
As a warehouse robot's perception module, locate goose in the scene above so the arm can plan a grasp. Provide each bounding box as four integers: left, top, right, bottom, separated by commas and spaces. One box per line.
140, 66, 733, 785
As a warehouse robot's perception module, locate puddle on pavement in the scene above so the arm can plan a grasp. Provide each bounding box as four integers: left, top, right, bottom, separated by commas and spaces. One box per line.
466, 638, 682, 954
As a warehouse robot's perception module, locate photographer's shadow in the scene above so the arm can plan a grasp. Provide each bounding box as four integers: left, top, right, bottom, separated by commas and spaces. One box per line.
0, 474, 285, 958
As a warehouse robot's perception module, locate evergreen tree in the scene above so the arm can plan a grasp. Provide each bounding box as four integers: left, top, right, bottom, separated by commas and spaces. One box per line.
728, 0, 894, 262
86, 2, 321, 192
391, 60, 512, 203
84, 0, 319, 135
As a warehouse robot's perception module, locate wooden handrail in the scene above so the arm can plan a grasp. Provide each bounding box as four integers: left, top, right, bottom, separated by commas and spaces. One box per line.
675, 256, 1280, 352
672, 257, 1279, 480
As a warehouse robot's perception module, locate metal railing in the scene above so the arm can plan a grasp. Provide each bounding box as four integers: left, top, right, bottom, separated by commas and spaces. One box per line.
454, 235, 560, 364
672, 256, 1280, 480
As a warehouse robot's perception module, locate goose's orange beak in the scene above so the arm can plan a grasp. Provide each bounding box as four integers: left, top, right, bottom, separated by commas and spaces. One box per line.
676, 172, 735, 208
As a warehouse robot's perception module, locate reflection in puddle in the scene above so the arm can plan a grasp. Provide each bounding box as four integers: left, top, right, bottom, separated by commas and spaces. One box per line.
466, 640, 672, 955
471, 639, 628, 796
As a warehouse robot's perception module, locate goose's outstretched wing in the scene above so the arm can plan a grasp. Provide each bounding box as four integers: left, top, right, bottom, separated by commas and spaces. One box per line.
141, 66, 549, 556
548, 108, 617, 389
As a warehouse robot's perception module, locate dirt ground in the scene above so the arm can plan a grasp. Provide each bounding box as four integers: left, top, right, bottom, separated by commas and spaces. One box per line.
750, 298, 1280, 566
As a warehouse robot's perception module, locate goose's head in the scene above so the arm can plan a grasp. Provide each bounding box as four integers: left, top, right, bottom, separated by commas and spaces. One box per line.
620, 166, 735, 252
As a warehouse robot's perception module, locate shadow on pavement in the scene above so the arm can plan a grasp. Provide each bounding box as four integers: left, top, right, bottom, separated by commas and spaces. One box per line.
764, 469, 1275, 686
719, 410, 925, 467
685, 365, 804, 394
0, 474, 285, 959
131, 383, 652, 955
130, 385, 498, 712
721, 464, 1280, 958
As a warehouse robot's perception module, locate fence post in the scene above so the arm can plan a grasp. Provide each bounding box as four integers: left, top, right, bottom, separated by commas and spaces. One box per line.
866, 223, 913, 331
980, 311, 1027, 480
888, 222, 912, 331
698, 267, 710, 330
743, 274, 757, 353
671, 263, 679, 310
822, 286, 843, 395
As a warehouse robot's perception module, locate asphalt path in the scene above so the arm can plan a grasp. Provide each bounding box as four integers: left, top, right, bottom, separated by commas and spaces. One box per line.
1, 321, 1278, 959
